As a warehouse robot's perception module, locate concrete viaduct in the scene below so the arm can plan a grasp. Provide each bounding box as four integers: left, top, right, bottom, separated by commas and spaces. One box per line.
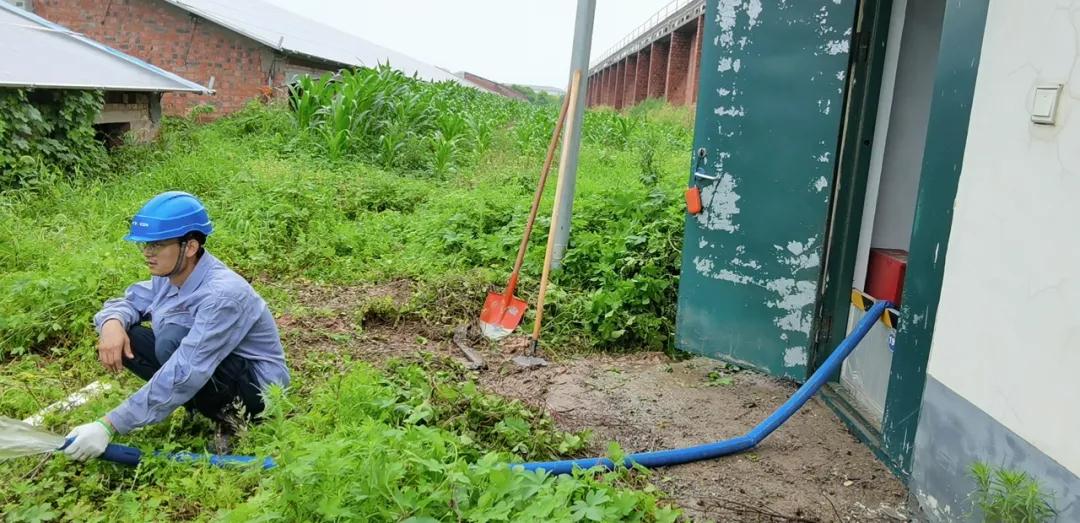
587, 0, 706, 109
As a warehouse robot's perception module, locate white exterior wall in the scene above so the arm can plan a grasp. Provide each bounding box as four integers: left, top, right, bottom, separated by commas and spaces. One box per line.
927, 0, 1080, 475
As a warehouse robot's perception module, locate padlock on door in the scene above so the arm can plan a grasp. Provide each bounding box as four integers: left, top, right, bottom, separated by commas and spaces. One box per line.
685, 186, 702, 215
686, 148, 713, 215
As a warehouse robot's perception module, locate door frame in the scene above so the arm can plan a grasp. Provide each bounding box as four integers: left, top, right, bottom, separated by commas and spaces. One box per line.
809, 0, 901, 475
810, 0, 991, 480
810, 0, 895, 375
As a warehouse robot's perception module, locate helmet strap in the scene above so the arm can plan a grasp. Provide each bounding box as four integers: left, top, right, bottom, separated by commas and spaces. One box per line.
168, 240, 189, 278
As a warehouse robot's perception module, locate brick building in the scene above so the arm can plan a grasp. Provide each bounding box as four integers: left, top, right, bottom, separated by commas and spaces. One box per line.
21, 0, 471, 116
456, 72, 527, 101
0, 1, 208, 141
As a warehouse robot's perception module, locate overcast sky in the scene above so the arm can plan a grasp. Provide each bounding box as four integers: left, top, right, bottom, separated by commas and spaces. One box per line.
265, 0, 670, 88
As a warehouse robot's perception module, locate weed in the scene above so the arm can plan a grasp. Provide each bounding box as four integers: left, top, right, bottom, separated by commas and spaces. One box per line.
706, 370, 734, 387
353, 295, 407, 331
0, 75, 694, 518
970, 462, 1056, 522
0, 89, 107, 192
1, 359, 681, 520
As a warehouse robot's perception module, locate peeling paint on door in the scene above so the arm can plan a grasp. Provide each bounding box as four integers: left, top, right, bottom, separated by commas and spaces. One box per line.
676, 0, 857, 380
696, 153, 741, 232
784, 346, 809, 367
825, 39, 851, 55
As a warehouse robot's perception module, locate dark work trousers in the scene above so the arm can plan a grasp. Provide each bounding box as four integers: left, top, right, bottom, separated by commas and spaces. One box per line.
122, 324, 265, 426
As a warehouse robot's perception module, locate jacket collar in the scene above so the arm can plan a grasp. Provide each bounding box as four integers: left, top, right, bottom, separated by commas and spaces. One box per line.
177, 250, 218, 300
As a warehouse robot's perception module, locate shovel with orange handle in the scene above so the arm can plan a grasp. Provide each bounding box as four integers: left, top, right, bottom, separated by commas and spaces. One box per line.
479, 71, 581, 340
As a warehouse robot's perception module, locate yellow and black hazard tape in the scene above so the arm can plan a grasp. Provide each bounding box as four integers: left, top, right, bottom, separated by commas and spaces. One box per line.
850, 289, 900, 329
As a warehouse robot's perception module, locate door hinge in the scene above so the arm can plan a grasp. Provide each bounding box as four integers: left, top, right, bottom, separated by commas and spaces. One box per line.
816, 314, 833, 344
855, 31, 872, 64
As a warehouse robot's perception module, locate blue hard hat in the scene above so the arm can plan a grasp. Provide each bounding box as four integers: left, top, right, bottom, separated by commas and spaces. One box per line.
124, 191, 214, 242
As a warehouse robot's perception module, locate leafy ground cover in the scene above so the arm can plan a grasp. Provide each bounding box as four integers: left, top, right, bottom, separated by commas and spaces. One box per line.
4, 358, 679, 521
0, 70, 694, 521
0, 68, 690, 362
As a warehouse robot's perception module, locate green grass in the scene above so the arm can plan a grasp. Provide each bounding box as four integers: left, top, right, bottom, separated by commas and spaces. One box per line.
0, 73, 693, 520
0, 75, 690, 361
3, 360, 678, 521
970, 462, 1057, 522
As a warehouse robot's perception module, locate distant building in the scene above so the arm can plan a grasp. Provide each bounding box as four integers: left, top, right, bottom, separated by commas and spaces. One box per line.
454, 72, 526, 101
21, 0, 475, 116
0, 1, 209, 142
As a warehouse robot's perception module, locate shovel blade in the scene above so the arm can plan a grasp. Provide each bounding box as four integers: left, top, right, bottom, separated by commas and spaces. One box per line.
479, 291, 528, 340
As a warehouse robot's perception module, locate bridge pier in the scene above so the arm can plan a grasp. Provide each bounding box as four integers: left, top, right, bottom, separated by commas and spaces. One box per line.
622, 54, 637, 109
688, 14, 703, 105
586, 0, 706, 109
647, 37, 669, 100
665, 25, 693, 106
633, 46, 650, 106
604, 67, 615, 106
613, 59, 626, 109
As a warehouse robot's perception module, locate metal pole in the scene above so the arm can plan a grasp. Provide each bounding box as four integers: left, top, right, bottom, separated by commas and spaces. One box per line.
551, 0, 595, 269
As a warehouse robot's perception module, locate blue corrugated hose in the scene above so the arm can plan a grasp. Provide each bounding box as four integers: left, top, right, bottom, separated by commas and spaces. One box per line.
59, 438, 276, 469
514, 299, 892, 475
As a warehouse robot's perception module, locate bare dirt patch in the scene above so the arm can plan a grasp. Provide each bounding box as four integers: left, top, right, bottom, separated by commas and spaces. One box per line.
277, 283, 912, 522
482, 343, 911, 522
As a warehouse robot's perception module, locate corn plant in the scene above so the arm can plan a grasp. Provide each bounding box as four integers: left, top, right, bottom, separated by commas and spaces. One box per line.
288, 74, 334, 130
316, 93, 354, 160
513, 108, 556, 154
288, 64, 520, 173
377, 126, 407, 169
430, 131, 459, 175
612, 116, 639, 148
436, 111, 469, 143
466, 113, 494, 152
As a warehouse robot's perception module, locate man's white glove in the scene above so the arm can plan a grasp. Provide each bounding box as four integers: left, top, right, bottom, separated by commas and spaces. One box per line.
64, 419, 113, 461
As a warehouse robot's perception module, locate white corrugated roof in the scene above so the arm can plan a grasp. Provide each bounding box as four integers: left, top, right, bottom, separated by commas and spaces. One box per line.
0, 2, 210, 93
162, 0, 473, 87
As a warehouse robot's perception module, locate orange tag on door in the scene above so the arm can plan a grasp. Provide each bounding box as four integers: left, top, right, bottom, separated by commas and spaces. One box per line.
685, 186, 702, 215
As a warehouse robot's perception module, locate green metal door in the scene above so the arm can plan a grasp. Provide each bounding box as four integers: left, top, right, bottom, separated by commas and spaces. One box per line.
677, 1, 858, 380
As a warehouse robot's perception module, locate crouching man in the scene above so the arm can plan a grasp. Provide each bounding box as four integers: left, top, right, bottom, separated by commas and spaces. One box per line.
63, 191, 289, 461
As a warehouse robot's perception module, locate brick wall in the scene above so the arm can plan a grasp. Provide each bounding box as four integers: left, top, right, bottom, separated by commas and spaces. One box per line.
96, 91, 157, 141
622, 54, 637, 106
613, 59, 626, 109
689, 14, 704, 105
666, 27, 693, 105
34, 0, 325, 115
606, 67, 616, 106
634, 48, 650, 106
647, 37, 669, 99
